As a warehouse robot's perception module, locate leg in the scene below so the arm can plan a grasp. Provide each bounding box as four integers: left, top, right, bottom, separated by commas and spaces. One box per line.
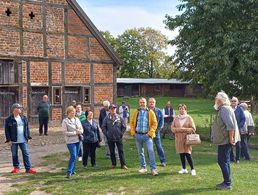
230, 145, 235, 161
179, 153, 186, 169
103, 135, 110, 157
144, 135, 156, 171
19, 143, 32, 171
11, 143, 19, 168
217, 144, 232, 186
82, 143, 90, 166
153, 132, 166, 164
116, 140, 126, 167
135, 134, 146, 168
235, 141, 241, 161
240, 135, 250, 160
90, 143, 97, 166
108, 141, 116, 166
43, 117, 49, 135
39, 117, 43, 135
66, 143, 78, 176
185, 153, 194, 170
78, 141, 82, 158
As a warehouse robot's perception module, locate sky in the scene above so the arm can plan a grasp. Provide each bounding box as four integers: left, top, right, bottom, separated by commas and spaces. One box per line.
76, 0, 181, 55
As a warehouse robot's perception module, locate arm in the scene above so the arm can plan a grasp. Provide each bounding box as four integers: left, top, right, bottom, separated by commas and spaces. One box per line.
121, 117, 127, 134
239, 108, 246, 129
229, 130, 235, 145
96, 124, 102, 142
99, 110, 103, 128
76, 118, 83, 134
102, 117, 107, 137
4, 118, 11, 143
25, 117, 32, 140
163, 109, 168, 118
148, 110, 158, 138
130, 110, 137, 137
157, 109, 164, 130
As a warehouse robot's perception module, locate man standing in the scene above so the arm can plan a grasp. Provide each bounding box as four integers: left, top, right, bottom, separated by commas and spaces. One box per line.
148, 97, 167, 167
119, 101, 129, 125
5, 103, 36, 174
130, 97, 158, 176
37, 95, 51, 136
230, 96, 245, 163
212, 91, 239, 190
162, 101, 175, 139
102, 104, 128, 169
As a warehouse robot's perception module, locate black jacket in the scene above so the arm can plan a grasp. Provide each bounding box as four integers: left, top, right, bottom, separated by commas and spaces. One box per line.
99, 108, 108, 128
5, 114, 32, 143
102, 113, 126, 141
82, 119, 101, 143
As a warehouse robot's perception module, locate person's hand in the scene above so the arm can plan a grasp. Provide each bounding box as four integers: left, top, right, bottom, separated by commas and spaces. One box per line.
7, 141, 12, 146
76, 129, 81, 135
229, 138, 235, 145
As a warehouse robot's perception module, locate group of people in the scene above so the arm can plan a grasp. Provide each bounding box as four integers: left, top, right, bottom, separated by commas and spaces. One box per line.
3, 91, 255, 190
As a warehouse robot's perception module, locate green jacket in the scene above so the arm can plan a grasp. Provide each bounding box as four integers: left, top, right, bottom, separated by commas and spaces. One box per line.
37, 101, 51, 117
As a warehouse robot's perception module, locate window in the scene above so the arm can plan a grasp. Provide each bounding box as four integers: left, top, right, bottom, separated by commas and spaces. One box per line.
0, 60, 18, 84
53, 87, 62, 105
83, 87, 90, 103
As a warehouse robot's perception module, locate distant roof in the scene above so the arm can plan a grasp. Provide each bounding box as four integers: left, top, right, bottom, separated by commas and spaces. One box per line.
117, 78, 190, 84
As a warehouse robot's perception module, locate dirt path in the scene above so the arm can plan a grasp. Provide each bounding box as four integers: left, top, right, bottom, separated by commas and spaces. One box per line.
0, 127, 67, 195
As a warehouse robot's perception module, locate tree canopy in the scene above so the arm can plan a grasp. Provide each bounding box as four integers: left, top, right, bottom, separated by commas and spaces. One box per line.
165, 0, 258, 98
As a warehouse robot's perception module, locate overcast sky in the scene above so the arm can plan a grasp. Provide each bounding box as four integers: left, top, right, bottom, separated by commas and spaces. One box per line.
76, 0, 181, 55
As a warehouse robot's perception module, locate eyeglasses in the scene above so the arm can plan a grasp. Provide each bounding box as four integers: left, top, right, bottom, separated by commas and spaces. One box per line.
231, 100, 237, 102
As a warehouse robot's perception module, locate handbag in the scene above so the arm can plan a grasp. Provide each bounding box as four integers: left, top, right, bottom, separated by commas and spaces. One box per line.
186, 133, 201, 145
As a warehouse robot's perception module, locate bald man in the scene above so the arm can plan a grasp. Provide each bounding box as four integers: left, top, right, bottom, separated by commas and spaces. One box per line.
37, 95, 51, 136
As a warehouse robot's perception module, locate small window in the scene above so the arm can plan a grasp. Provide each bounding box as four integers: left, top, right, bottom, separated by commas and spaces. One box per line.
83, 87, 90, 103
53, 87, 62, 105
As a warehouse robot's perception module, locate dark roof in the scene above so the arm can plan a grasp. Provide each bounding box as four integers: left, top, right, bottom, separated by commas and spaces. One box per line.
117, 78, 191, 84
67, 0, 122, 66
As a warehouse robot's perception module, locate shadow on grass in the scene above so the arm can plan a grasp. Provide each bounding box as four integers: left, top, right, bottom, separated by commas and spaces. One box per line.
153, 186, 216, 195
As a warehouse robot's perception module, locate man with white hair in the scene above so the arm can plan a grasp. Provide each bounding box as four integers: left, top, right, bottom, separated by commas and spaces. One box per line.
212, 91, 239, 190
230, 96, 245, 163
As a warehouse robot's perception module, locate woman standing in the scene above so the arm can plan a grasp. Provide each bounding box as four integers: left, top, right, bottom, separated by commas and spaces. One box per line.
62, 106, 83, 178
82, 111, 102, 168
171, 104, 197, 176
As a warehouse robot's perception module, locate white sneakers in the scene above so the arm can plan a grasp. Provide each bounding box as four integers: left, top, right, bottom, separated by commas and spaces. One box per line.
138, 168, 147, 174
178, 168, 196, 176
151, 169, 159, 176
78, 157, 82, 161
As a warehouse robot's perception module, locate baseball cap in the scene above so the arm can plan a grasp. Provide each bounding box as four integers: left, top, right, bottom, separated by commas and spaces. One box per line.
109, 103, 117, 109
11, 103, 23, 111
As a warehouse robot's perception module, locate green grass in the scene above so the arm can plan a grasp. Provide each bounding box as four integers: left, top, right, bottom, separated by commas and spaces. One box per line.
6, 97, 258, 195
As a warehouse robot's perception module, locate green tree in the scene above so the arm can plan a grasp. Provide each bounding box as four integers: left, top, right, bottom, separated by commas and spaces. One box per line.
165, 0, 258, 98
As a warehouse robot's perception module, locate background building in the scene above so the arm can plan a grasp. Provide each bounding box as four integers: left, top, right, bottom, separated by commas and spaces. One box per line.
0, 0, 121, 124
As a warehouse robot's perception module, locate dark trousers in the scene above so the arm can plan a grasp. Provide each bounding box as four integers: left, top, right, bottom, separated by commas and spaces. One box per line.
39, 116, 49, 135
230, 141, 241, 161
240, 134, 250, 160
108, 140, 126, 167
82, 142, 98, 166
218, 144, 232, 186
179, 153, 194, 170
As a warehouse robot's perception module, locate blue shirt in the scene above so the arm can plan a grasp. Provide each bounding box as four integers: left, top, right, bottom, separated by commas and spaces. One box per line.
154, 108, 164, 130
136, 109, 149, 133
14, 115, 26, 143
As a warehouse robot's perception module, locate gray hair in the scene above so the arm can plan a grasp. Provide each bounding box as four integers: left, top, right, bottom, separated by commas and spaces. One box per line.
239, 103, 248, 110
103, 100, 110, 107
216, 91, 230, 106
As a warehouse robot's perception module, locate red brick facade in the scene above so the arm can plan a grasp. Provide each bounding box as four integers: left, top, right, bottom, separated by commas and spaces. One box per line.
0, 0, 120, 124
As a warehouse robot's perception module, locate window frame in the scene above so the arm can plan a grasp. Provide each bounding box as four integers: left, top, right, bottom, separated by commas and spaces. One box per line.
52, 86, 62, 105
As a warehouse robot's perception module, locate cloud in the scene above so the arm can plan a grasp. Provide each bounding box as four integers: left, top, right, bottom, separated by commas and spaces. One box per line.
81, 5, 178, 55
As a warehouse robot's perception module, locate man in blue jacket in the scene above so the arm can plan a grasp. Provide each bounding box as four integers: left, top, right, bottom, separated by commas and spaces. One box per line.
5, 103, 36, 174
148, 97, 167, 166
230, 97, 245, 163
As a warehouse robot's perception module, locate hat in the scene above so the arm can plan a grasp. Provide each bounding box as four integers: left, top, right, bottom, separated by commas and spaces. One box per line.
11, 103, 23, 111
109, 103, 117, 109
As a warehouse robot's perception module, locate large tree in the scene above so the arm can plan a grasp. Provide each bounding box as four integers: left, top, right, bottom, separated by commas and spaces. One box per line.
165, 0, 258, 98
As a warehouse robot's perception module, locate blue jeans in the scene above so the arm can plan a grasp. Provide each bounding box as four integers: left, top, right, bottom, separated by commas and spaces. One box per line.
135, 134, 156, 171
153, 132, 166, 163
67, 142, 80, 175
218, 144, 232, 186
11, 142, 31, 171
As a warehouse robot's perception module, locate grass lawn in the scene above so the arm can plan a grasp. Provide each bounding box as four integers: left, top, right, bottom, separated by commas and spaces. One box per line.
6, 97, 258, 195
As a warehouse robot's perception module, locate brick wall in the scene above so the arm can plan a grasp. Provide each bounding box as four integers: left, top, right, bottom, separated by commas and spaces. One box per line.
23, 3, 43, 31
47, 34, 65, 58
46, 6, 64, 33
51, 107, 62, 121
22, 61, 27, 84
94, 86, 113, 104
68, 36, 88, 59
51, 62, 62, 84
46, 0, 67, 5
23, 32, 44, 56
0, 0, 19, 27
90, 38, 111, 61
64, 63, 90, 84
22, 86, 28, 116
94, 64, 113, 83
30, 61, 49, 84
0, 28, 20, 56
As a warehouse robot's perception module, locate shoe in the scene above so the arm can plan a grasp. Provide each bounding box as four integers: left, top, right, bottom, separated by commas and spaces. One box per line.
72, 172, 76, 175
66, 174, 71, 179
151, 169, 159, 176
121, 165, 128, 170
112, 165, 116, 169
83, 165, 87, 169
44, 133, 48, 136
138, 167, 147, 174
25, 168, 36, 174
191, 169, 196, 176
216, 183, 232, 190
236, 160, 240, 164
11, 167, 19, 174
39, 134, 43, 136
78, 157, 82, 161
178, 169, 188, 174
161, 162, 166, 167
